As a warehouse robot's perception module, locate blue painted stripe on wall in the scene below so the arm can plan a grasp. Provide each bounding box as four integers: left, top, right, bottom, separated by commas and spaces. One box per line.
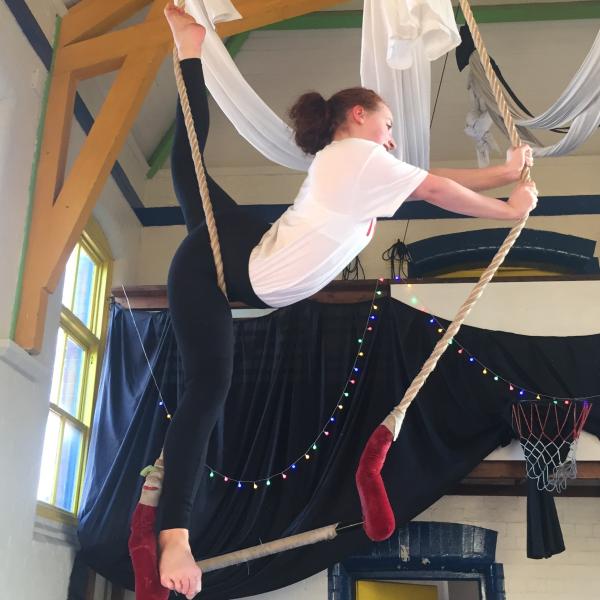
137, 195, 600, 226
5, 0, 145, 214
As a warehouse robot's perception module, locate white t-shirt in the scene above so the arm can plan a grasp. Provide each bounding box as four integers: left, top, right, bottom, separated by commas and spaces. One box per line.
248, 138, 428, 307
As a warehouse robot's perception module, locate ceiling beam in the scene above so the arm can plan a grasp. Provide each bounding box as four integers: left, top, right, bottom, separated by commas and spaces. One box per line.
259, 1, 600, 29
60, 0, 152, 46
55, 17, 168, 80
14, 0, 351, 353
214, 0, 350, 37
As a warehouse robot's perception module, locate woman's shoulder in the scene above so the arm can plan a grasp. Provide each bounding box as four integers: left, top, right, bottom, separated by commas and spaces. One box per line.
321, 137, 380, 153
314, 138, 380, 166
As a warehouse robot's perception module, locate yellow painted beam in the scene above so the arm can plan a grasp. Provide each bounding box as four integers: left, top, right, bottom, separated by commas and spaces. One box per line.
60, 0, 153, 46
56, 17, 170, 80
16, 0, 348, 352
217, 0, 348, 36
15, 0, 169, 353
48, 50, 169, 291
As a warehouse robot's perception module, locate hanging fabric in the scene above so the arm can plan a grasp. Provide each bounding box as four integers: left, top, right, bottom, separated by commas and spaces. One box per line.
77, 298, 600, 598
459, 25, 600, 165
361, 0, 460, 168
185, 0, 460, 171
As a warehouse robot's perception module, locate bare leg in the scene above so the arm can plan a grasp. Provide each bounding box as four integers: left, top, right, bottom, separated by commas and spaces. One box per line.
160, 5, 207, 599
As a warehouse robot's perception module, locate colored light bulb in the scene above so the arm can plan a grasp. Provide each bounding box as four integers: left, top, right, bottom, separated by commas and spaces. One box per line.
237, 482, 242, 488
224, 477, 229, 482
312, 444, 317, 450
253, 483, 258, 490
282, 473, 287, 479
266, 480, 271, 486
209, 471, 214, 478
305, 454, 310, 460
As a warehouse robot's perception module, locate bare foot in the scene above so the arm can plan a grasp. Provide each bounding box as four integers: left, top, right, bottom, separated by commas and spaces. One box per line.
158, 528, 202, 599
164, 2, 207, 60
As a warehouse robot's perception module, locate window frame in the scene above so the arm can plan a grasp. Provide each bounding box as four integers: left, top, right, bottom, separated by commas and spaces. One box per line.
36, 219, 113, 526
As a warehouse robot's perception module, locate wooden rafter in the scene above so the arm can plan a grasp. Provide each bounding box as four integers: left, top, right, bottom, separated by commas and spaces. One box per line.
15, 0, 347, 353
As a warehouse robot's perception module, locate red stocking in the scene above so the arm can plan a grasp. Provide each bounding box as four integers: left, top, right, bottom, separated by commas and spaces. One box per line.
128, 503, 169, 600
355, 424, 395, 541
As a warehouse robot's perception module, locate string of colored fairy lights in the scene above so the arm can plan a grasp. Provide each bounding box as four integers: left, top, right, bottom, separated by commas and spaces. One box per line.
122, 280, 386, 490
123, 278, 597, 493
394, 278, 599, 405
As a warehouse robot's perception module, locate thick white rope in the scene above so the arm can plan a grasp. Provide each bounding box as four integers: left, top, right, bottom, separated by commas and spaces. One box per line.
197, 523, 340, 573
173, 0, 227, 297
383, 0, 533, 439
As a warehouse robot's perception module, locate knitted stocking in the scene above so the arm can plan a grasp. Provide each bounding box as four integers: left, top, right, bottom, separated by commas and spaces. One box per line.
128, 460, 169, 600
355, 424, 395, 541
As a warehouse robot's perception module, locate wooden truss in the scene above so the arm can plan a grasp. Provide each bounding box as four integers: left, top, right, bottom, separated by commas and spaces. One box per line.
15, 0, 345, 353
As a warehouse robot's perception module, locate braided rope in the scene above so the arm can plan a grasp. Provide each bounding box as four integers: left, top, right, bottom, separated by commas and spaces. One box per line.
383, 0, 534, 438
173, 0, 227, 297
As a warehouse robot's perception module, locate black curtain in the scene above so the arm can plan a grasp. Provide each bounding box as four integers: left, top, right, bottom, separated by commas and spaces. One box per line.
75, 297, 600, 599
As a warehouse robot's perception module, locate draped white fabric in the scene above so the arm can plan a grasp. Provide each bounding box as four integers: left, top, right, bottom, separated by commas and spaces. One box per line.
186, 0, 460, 171
186, 0, 311, 171
465, 28, 600, 164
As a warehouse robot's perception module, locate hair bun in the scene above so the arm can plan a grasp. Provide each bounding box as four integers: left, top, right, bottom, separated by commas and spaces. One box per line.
288, 92, 333, 155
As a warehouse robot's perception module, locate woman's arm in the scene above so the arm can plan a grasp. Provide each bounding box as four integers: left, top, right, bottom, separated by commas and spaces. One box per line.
429, 145, 533, 192
412, 173, 538, 220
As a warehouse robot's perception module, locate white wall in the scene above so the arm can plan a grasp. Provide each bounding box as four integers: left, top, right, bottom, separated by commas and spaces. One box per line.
231, 496, 600, 600
123, 495, 600, 600
0, 0, 142, 597
138, 153, 600, 284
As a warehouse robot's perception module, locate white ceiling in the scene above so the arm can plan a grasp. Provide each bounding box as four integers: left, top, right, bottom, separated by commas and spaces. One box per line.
69, 1, 600, 169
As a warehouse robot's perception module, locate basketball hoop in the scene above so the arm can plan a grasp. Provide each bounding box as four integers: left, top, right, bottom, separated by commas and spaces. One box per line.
512, 399, 592, 492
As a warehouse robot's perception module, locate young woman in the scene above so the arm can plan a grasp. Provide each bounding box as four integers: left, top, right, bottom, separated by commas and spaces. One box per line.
159, 4, 537, 597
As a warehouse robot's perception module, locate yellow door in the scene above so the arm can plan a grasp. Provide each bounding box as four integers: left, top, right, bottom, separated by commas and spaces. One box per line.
357, 580, 438, 600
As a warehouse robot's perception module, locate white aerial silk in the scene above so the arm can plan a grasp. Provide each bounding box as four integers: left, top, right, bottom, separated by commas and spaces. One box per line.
361, 0, 460, 168
186, 0, 460, 171
466, 28, 600, 165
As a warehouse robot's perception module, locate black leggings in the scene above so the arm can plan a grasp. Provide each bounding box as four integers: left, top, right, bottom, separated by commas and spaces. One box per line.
161, 59, 271, 530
